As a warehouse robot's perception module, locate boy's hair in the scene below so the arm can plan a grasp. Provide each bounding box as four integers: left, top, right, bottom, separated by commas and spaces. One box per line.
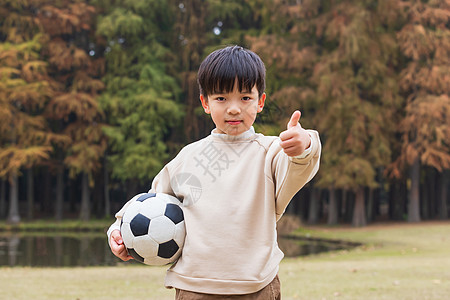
197, 45, 266, 98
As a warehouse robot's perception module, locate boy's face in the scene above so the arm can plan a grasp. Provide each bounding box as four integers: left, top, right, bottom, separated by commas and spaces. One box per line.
200, 82, 265, 136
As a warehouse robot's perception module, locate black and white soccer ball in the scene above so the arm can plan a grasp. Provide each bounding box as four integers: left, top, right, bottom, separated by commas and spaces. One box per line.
120, 192, 185, 265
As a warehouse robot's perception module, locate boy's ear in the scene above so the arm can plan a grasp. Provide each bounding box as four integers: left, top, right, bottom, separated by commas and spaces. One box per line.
257, 93, 266, 113
200, 95, 210, 114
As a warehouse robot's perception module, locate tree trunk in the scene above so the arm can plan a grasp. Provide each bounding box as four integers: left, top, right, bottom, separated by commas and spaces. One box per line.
0, 179, 6, 218
327, 186, 338, 225
427, 168, 437, 219
367, 188, 375, 222
26, 169, 34, 220
439, 170, 449, 219
126, 179, 138, 201
388, 182, 399, 220
7, 173, 20, 224
42, 169, 52, 216
408, 158, 421, 222
79, 173, 90, 221
352, 187, 367, 227
344, 190, 354, 223
400, 179, 408, 219
299, 189, 310, 221
68, 177, 76, 214
421, 168, 430, 219
55, 168, 64, 221
104, 158, 111, 218
308, 188, 320, 224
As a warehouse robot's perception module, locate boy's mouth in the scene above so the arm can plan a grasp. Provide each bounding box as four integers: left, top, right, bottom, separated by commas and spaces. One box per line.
226, 120, 242, 125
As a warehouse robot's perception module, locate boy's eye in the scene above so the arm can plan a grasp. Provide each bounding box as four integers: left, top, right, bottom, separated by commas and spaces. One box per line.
216, 97, 226, 101
242, 96, 252, 101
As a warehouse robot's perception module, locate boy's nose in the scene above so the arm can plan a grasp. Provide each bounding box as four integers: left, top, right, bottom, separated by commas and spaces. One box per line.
227, 104, 241, 114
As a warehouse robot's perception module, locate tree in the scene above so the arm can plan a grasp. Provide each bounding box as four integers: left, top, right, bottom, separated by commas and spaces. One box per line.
394, 0, 450, 222
0, 1, 55, 223
290, 0, 402, 226
96, 0, 183, 200
37, 1, 106, 221
174, 0, 213, 142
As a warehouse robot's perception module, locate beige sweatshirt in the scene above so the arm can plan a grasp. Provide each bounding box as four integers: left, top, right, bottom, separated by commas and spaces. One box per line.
107, 127, 321, 295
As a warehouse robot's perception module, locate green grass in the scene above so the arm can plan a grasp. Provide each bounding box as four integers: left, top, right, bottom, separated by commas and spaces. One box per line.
0, 219, 110, 232
1, 221, 449, 299
281, 221, 450, 299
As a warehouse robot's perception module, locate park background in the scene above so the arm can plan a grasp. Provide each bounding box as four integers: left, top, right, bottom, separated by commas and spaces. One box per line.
1, 0, 449, 226
1, 0, 450, 299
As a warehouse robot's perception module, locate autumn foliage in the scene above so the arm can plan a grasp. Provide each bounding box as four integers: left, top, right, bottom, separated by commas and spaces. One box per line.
0, 0, 449, 225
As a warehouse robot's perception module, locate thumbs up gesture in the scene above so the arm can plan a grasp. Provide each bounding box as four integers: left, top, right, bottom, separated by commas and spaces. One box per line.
279, 110, 311, 157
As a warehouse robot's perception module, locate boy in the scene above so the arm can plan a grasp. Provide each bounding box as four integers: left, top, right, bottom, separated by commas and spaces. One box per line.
108, 45, 321, 299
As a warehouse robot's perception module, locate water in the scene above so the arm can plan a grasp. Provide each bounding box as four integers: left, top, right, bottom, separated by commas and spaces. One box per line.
0, 233, 117, 267
0, 233, 359, 267
279, 235, 360, 257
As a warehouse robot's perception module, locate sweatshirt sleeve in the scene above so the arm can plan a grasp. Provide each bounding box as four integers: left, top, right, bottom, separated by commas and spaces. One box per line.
269, 130, 321, 221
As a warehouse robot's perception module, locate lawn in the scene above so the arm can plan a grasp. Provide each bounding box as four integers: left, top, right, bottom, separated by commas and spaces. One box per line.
1, 221, 449, 300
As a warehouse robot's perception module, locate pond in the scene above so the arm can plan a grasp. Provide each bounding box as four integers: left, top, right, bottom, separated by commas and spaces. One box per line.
0, 233, 360, 267
0, 233, 116, 267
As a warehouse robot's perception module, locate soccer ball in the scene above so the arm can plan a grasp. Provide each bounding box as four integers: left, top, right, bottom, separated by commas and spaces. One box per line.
120, 192, 185, 265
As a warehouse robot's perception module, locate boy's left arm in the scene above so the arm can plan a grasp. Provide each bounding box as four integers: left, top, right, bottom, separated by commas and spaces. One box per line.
273, 110, 321, 221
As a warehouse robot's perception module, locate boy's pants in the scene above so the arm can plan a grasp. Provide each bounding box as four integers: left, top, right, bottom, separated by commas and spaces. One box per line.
175, 275, 281, 300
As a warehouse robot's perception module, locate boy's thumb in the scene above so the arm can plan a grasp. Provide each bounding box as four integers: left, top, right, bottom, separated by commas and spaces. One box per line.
287, 110, 301, 129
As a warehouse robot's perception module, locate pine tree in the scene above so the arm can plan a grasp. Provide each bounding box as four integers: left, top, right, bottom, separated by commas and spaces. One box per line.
270, 0, 403, 226
96, 0, 183, 199
394, 0, 450, 222
173, 0, 211, 142
0, 0, 54, 223
37, 1, 106, 221
246, 0, 317, 135
172, 0, 265, 141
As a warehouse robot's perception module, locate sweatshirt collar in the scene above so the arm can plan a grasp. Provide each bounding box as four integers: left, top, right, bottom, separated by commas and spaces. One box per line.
211, 127, 256, 141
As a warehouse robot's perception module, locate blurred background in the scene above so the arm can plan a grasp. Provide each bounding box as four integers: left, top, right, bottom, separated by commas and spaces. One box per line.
0, 0, 449, 232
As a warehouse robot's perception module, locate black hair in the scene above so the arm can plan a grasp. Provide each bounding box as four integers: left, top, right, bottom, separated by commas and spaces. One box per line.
197, 45, 266, 98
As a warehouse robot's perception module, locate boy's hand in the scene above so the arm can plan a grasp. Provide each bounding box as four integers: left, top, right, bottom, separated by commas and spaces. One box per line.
279, 110, 311, 157
109, 229, 134, 261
